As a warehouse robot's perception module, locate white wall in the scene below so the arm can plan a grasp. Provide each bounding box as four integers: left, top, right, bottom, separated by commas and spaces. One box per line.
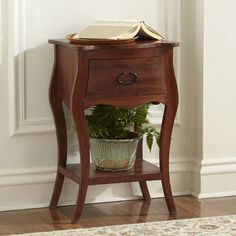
203, 0, 236, 158
0, 0, 192, 211
199, 0, 236, 197
188, 0, 236, 198
181, 0, 204, 196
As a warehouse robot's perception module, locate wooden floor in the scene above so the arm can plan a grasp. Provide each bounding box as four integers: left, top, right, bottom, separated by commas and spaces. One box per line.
0, 195, 236, 235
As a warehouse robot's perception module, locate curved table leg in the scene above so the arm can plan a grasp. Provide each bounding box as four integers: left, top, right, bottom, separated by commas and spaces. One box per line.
71, 179, 89, 224
160, 107, 176, 215
159, 49, 178, 215
71, 105, 90, 224
136, 138, 151, 202
159, 103, 178, 215
50, 173, 65, 208
49, 62, 67, 209
139, 181, 151, 202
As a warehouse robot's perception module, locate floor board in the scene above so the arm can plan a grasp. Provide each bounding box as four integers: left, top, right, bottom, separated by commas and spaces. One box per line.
0, 195, 236, 235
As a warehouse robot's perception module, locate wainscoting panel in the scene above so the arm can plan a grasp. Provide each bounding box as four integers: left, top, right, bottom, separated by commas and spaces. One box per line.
0, 158, 192, 211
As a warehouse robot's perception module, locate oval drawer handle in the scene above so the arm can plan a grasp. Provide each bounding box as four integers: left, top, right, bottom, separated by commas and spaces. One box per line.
117, 72, 138, 85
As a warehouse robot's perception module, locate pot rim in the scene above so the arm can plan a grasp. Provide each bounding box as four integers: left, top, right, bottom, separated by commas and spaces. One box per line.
90, 134, 141, 142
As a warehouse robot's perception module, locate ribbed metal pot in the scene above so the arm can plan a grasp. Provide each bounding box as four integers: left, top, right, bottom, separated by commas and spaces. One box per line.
90, 135, 140, 171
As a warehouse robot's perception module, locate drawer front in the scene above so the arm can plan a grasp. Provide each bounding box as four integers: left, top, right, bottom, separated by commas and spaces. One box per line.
86, 57, 166, 98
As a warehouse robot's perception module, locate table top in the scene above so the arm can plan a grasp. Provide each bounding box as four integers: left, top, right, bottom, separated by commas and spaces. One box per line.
48, 39, 179, 51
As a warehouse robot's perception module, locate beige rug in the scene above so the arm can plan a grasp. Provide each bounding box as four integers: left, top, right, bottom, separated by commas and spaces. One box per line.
12, 215, 236, 236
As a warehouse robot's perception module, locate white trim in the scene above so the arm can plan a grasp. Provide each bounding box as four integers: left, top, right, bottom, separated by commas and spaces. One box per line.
0, 0, 2, 64
202, 165, 236, 175
148, 109, 163, 126
192, 158, 202, 173
147, 158, 193, 174
0, 190, 191, 212
11, 0, 26, 134
201, 157, 236, 166
193, 157, 236, 175
8, 0, 17, 135
13, 117, 55, 135
192, 157, 236, 198
148, 107, 180, 126
0, 159, 193, 212
0, 158, 192, 187
0, 166, 56, 186
0, 198, 137, 212
151, 191, 192, 199
192, 191, 236, 199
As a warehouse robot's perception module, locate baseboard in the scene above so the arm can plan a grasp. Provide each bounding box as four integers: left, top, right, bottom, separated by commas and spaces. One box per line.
0, 158, 192, 187
192, 157, 236, 198
3, 157, 236, 211
0, 191, 192, 212
147, 158, 193, 174
0, 166, 56, 186
201, 158, 236, 175
193, 156, 236, 175
192, 191, 236, 199
0, 159, 192, 212
0, 196, 140, 212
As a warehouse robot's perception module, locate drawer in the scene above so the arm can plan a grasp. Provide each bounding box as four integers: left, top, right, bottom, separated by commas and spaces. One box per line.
86, 57, 166, 98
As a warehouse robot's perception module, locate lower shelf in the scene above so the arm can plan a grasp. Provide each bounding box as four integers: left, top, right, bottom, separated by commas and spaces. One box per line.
59, 160, 161, 185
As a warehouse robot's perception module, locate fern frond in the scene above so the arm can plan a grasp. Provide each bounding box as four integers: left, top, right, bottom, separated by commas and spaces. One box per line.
85, 103, 160, 151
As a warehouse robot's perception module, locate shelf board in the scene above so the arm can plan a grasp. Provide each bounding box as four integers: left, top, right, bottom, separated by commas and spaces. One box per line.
59, 160, 161, 185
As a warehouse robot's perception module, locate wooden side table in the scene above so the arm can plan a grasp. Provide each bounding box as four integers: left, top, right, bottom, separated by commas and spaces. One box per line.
48, 39, 179, 223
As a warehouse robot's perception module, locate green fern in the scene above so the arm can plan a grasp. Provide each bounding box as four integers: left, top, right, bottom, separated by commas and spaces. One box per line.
86, 104, 160, 152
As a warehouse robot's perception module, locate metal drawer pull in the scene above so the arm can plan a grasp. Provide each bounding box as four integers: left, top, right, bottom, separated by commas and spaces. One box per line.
117, 72, 138, 85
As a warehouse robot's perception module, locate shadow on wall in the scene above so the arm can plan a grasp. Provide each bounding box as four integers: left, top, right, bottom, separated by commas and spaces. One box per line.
12, 42, 54, 136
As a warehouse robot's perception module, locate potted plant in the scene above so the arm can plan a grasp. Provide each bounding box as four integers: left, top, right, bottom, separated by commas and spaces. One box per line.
86, 103, 160, 171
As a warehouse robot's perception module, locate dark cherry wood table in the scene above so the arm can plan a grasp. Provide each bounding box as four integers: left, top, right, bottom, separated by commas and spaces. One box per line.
48, 39, 179, 223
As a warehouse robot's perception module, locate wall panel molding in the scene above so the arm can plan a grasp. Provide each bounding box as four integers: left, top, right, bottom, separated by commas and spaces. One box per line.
9, 0, 181, 135
9, 0, 54, 136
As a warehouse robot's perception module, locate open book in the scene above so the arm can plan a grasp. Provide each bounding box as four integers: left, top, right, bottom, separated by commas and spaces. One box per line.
72, 20, 165, 41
